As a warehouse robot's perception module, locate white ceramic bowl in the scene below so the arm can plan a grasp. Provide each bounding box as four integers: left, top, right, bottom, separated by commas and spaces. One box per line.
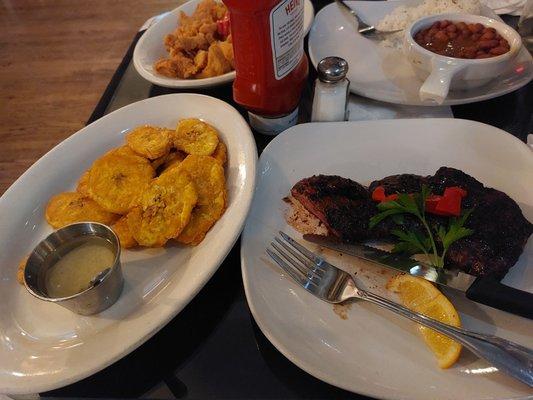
403, 13, 522, 104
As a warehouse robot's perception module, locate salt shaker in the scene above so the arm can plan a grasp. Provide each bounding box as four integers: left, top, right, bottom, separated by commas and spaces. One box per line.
311, 57, 350, 122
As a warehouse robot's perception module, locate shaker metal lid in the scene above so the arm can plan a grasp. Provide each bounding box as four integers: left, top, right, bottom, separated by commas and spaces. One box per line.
317, 57, 349, 83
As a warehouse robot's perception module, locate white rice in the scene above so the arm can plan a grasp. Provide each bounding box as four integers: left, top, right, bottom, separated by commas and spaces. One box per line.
377, 0, 482, 49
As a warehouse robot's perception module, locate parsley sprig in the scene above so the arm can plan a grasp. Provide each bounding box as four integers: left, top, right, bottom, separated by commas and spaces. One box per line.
368, 185, 474, 268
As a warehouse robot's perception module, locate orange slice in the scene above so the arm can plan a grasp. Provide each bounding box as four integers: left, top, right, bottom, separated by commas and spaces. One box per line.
387, 275, 462, 369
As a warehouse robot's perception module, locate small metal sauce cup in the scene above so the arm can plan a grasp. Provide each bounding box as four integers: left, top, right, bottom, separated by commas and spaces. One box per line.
24, 222, 124, 315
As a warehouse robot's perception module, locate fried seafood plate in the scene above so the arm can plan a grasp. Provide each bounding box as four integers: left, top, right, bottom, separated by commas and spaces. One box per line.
111, 215, 137, 249
45, 192, 118, 229
88, 150, 155, 214
176, 155, 227, 245
127, 167, 198, 247
126, 125, 173, 160
174, 118, 219, 156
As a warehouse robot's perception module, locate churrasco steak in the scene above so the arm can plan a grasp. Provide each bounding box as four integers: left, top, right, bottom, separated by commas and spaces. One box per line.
290, 168, 532, 279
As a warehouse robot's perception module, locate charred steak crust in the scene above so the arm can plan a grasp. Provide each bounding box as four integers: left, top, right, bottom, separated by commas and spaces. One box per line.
291, 175, 376, 242
290, 168, 532, 279
369, 174, 429, 194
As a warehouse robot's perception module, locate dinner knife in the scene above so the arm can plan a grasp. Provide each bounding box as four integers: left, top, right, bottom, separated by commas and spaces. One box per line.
303, 234, 533, 320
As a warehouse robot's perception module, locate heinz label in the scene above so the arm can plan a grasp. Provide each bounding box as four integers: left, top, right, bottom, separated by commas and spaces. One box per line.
269, 0, 304, 80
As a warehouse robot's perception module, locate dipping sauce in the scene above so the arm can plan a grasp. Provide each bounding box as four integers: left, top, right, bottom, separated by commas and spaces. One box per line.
45, 236, 115, 298
414, 20, 511, 59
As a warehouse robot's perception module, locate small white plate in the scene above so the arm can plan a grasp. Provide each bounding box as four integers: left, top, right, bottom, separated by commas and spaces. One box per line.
308, 1, 533, 106
241, 119, 533, 400
134, 0, 315, 89
0, 94, 257, 394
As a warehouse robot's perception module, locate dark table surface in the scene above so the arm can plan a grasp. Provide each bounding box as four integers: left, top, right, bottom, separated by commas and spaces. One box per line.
44, 2, 532, 398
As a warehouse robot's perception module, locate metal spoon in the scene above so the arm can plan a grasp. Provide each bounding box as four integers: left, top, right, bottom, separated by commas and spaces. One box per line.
335, 0, 403, 36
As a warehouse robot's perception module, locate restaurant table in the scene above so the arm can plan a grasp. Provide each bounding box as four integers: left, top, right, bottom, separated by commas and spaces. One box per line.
42, 1, 532, 398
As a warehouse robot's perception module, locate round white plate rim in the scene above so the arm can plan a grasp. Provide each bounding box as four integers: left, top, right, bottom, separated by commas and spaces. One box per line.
0, 93, 257, 394
240, 118, 532, 400
133, 0, 315, 89
308, 2, 533, 106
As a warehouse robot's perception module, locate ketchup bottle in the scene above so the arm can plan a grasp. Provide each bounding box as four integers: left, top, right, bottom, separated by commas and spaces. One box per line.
224, 0, 309, 135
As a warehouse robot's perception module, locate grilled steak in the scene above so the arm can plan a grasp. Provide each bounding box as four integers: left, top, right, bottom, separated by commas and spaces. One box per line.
429, 167, 533, 279
289, 168, 532, 279
291, 175, 375, 242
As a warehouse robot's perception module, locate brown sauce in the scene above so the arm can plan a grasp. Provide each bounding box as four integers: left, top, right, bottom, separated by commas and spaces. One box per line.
414, 20, 511, 59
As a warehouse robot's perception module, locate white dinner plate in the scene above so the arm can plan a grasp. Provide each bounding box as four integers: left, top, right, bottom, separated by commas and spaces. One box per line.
308, 1, 533, 106
241, 119, 533, 400
133, 0, 315, 89
0, 94, 257, 394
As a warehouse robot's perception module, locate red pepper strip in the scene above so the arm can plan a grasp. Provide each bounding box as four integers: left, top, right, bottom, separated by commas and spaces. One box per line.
372, 186, 386, 202
217, 13, 231, 38
435, 191, 462, 216
425, 194, 442, 214
444, 186, 467, 198
383, 194, 399, 202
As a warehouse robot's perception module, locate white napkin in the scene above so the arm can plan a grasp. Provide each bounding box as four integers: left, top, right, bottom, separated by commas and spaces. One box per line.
347, 94, 453, 122
480, 0, 527, 15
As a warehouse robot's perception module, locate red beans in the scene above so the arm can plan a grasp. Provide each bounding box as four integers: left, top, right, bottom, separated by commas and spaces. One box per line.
414, 20, 511, 59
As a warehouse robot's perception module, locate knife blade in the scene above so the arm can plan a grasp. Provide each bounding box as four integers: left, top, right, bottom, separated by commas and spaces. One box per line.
303, 234, 477, 292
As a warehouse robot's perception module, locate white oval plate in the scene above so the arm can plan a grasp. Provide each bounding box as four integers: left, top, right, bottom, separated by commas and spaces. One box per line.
309, 1, 533, 106
133, 0, 315, 89
241, 119, 533, 400
0, 94, 257, 394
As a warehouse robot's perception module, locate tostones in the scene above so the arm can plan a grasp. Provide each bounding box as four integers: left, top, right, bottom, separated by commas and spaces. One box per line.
127, 167, 198, 247
176, 155, 227, 245
111, 215, 137, 249
173, 118, 219, 156
17, 256, 28, 285
211, 140, 227, 166
88, 152, 155, 214
126, 126, 172, 160
45, 192, 118, 229
77, 169, 91, 196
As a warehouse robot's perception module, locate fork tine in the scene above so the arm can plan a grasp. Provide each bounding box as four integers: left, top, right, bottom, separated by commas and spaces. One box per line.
279, 231, 325, 266
271, 242, 321, 285
274, 237, 324, 277
266, 248, 309, 287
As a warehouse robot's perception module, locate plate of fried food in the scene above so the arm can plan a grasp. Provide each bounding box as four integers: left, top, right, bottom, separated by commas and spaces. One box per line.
0, 93, 256, 394
133, 0, 315, 88
241, 119, 532, 400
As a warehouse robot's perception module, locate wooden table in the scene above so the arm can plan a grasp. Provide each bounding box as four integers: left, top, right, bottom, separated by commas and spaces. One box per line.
0, 0, 176, 195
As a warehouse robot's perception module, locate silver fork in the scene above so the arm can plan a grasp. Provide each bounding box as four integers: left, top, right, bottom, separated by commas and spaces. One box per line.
267, 231, 533, 388
335, 0, 402, 36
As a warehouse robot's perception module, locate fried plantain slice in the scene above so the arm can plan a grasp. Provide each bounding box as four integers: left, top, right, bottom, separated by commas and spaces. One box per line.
211, 140, 227, 166
17, 256, 28, 285
77, 169, 91, 196
111, 215, 137, 249
126, 125, 173, 160
173, 118, 219, 156
45, 192, 118, 229
127, 168, 198, 247
88, 152, 155, 214
176, 155, 227, 245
